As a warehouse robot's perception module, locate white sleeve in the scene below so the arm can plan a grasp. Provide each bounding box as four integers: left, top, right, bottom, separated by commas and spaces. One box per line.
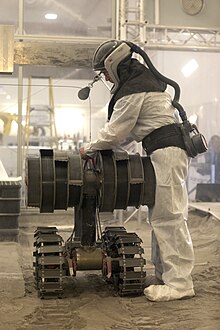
84, 94, 143, 151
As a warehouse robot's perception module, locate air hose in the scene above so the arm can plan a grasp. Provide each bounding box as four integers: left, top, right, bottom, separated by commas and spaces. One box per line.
127, 42, 207, 157
128, 42, 188, 123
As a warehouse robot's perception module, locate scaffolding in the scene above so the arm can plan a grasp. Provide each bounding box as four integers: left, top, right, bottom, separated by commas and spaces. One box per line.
117, 0, 220, 52
118, 0, 146, 43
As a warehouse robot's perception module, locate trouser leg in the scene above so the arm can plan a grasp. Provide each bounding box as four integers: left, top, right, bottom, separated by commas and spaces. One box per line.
150, 213, 194, 290
150, 148, 194, 291
151, 230, 163, 281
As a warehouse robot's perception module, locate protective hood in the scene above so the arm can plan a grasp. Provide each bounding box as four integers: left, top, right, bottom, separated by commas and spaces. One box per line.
107, 58, 167, 120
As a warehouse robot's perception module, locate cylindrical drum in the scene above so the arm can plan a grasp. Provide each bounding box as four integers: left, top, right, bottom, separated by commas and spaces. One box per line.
25, 149, 155, 213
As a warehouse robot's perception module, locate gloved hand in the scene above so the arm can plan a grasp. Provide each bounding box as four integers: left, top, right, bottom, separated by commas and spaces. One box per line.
79, 147, 97, 160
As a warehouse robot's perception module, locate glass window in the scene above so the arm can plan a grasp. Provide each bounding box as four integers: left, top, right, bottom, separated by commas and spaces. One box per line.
23, 0, 112, 37
0, 0, 19, 33
0, 64, 110, 176
155, 50, 220, 201
0, 69, 18, 177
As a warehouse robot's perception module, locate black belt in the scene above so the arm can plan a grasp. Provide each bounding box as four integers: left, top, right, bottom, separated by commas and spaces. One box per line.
142, 123, 186, 155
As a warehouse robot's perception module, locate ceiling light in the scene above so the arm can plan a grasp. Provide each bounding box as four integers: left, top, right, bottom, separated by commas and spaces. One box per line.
181, 59, 199, 78
44, 13, 58, 20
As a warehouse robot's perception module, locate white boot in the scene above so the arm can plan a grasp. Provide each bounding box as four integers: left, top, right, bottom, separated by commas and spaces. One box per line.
144, 285, 195, 302
144, 276, 164, 288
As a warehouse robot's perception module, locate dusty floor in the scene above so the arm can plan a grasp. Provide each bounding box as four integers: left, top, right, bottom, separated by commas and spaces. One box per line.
0, 208, 219, 330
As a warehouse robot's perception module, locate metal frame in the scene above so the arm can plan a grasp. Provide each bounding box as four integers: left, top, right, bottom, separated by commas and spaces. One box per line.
122, 22, 220, 52
118, 0, 220, 52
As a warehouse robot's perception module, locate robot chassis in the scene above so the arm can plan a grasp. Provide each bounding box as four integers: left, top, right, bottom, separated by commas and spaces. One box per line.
26, 149, 156, 299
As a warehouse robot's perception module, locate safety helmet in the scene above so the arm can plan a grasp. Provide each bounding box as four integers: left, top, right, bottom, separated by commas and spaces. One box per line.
92, 40, 132, 93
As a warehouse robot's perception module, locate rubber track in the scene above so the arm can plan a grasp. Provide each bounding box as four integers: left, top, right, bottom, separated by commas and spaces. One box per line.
102, 226, 146, 296
33, 226, 65, 299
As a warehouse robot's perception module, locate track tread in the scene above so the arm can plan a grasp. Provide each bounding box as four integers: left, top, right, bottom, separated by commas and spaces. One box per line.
102, 226, 146, 296
33, 226, 64, 299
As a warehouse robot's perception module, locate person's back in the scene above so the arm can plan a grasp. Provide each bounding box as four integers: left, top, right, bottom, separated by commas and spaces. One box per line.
119, 91, 176, 142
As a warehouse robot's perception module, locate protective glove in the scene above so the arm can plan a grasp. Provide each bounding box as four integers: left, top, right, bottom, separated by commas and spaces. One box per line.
79, 147, 97, 160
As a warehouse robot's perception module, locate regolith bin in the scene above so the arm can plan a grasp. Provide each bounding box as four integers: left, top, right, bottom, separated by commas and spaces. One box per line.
0, 181, 21, 241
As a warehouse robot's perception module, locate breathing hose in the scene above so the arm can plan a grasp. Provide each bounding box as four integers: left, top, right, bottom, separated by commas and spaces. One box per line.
127, 42, 207, 157
127, 42, 188, 123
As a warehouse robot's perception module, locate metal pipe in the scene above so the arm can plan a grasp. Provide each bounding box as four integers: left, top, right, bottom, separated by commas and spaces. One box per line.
140, 0, 146, 43
76, 247, 103, 270
18, 0, 24, 34
14, 34, 107, 44
17, 65, 23, 177
154, 0, 160, 25
119, 0, 127, 40
112, 0, 119, 39
17, 0, 24, 177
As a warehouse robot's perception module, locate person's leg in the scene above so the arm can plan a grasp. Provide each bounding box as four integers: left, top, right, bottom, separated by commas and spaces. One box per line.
148, 206, 164, 282
144, 148, 195, 301
151, 230, 163, 281
144, 229, 164, 287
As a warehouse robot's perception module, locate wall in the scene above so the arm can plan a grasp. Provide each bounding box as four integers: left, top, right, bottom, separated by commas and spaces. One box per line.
145, 0, 220, 27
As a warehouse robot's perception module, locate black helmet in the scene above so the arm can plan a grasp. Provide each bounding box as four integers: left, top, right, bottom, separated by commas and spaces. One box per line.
92, 40, 132, 92
92, 40, 121, 71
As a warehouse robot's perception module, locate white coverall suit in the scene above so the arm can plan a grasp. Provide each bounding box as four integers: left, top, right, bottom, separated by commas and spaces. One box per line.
84, 91, 195, 301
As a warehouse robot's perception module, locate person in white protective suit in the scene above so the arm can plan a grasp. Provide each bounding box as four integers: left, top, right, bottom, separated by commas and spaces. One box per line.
80, 40, 195, 302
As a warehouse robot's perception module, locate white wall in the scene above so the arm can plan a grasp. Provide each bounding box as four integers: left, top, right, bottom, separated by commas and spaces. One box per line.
155, 51, 220, 142
145, 0, 220, 27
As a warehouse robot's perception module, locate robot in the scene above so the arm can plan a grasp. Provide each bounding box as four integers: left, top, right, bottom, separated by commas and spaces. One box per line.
26, 149, 155, 298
